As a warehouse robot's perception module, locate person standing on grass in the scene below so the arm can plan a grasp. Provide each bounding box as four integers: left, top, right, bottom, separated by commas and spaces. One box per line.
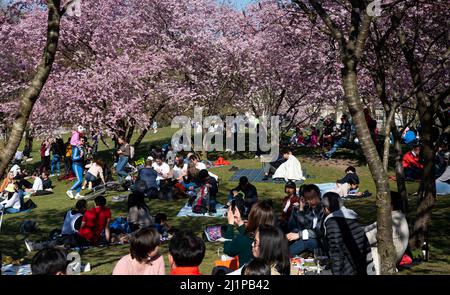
116, 137, 132, 182
64, 137, 73, 176
50, 137, 62, 177
66, 136, 86, 200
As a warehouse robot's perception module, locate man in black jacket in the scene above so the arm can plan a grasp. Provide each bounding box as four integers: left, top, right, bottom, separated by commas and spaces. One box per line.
286, 184, 325, 256
322, 192, 373, 275
323, 114, 352, 160
227, 176, 258, 217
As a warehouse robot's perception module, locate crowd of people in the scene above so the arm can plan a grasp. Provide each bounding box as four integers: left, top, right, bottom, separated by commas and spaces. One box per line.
1, 121, 449, 276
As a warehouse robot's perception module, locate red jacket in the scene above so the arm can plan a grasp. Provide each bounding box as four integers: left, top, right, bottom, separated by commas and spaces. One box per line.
402, 151, 423, 169
170, 266, 202, 275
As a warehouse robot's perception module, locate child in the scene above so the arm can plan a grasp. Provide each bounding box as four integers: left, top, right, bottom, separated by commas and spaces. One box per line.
169, 230, 205, 275
70, 125, 85, 147
112, 227, 165, 275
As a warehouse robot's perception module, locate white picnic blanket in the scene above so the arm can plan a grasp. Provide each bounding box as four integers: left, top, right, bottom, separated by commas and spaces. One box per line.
176, 203, 227, 218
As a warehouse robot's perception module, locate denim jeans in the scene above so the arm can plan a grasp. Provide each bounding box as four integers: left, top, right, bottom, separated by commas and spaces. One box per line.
289, 238, 320, 256
50, 154, 61, 175
326, 137, 348, 158
116, 156, 129, 181
64, 157, 72, 175
6, 207, 20, 214
404, 167, 422, 180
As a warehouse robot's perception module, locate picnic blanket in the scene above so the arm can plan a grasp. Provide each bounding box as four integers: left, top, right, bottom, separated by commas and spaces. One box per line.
229, 169, 310, 184
177, 203, 227, 218
315, 182, 371, 199
1, 264, 32, 275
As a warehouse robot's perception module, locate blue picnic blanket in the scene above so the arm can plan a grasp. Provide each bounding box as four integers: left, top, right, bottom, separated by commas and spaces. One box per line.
229, 169, 309, 184
176, 203, 227, 218
1, 264, 32, 275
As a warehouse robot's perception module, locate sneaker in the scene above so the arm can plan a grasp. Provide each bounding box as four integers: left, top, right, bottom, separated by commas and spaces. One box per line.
262, 175, 269, 181
24, 239, 34, 252
50, 174, 55, 177
66, 190, 74, 199
81, 186, 86, 190
81, 262, 91, 272
75, 193, 84, 200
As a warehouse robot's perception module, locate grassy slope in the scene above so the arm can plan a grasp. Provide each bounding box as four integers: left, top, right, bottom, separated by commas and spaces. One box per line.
1, 127, 449, 275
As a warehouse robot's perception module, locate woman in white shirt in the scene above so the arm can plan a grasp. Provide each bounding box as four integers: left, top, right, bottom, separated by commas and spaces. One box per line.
1, 183, 21, 214
82, 159, 106, 190
172, 157, 187, 182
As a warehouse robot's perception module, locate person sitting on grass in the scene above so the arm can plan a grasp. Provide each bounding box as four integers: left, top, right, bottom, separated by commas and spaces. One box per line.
0, 182, 22, 214
271, 149, 306, 182
286, 184, 324, 256
31, 248, 68, 275
169, 230, 205, 275
113, 227, 165, 275
227, 176, 258, 217
331, 178, 367, 198
78, 195, 111, 246
24, 171, 43, 195
153, 213, 172, 239
25, 200, 88, 252
127, 191, 153, 232
322, 192, 373, 275
402, 145, 423, 181
279, 181, 300, 233
262, 152, 286, 181
42, 172, 53, 191
337, 166, 360, 186
136, 158, 158, 198
195, 169, 218, 213
0, 171, 14, 197
82, 159, 106, 191
365, 191, 409, 275
242, 257, 271, 275
224, 200, 275, 266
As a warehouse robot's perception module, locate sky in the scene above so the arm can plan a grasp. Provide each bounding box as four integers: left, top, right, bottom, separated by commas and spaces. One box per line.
220, 0, 256, 11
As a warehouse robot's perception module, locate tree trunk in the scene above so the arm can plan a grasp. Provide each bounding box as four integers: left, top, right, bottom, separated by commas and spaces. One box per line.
133, 106, 165, 147
0, 0, 62, 179
126, 124, 135, 143
409, 107, 436, 249
382, 105, 397, 172
342, 57, 397, 274
391, 123, 408, 214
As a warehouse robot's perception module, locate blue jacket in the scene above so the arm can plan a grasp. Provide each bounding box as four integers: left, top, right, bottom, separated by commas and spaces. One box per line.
138, 167, 158, 190
403, 131, 416, 144
71, 145, 84, 164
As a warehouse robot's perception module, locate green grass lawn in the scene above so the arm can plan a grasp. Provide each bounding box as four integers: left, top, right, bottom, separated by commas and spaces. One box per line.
1, 126, 449, 275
